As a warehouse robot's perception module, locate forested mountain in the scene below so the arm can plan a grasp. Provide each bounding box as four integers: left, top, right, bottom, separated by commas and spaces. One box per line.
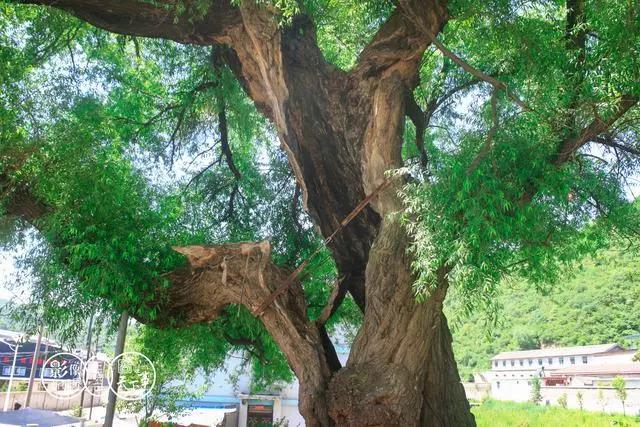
452, 247, 640, 380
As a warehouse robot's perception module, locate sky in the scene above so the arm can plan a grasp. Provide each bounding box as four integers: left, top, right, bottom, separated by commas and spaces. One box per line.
0, 239, 33, 302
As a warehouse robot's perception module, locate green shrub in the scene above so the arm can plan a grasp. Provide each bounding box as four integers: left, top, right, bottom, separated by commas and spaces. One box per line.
557, 393, 568, 409
530, 377, 542, 405
576, 391, 583, 411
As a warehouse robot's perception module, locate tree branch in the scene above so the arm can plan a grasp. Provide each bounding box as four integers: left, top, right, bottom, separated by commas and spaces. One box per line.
467, 90, 499, 175
316, 277, 348, 327
591, 135, 640, 157
405, 92, 429, 166
424, 77, 482, 124
217, 101, 241, 181
223, 332, 267, 364
1, 173, 334, 421
421, 30, 531, 112
553, 95, 638, 165
17, 0, 241, 45
518, 95, 638, 205
352, 0, 447, 82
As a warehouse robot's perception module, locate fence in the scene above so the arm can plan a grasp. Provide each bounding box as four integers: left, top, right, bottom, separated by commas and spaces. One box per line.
0, 390, 106, 411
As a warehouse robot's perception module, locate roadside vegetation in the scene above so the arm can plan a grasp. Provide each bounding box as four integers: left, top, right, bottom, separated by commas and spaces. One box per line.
473, 400, 640, 427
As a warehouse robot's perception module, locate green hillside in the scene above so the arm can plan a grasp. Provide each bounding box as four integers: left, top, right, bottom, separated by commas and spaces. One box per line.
451, 248, 640, 380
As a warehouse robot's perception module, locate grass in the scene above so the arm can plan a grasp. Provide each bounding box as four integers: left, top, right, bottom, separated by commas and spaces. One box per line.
473, 400, 640, 427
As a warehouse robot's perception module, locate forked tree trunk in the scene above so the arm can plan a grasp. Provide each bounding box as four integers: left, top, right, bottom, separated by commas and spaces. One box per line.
11, 0, 475, 425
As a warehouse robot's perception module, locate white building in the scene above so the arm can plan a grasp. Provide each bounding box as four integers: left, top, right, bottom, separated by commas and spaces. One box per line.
484, 343, 639, 414
177, 342, 350, 426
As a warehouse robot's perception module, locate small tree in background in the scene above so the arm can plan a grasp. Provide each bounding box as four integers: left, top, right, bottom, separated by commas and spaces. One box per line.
530, 377, 542, 405
612, 376, 627, 415
557, 393, 568, 409
576, 391, 584, 411
118, 326, 224, 423
597, 388, 607, 413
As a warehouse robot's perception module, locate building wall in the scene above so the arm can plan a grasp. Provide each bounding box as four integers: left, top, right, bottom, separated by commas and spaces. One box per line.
541, 386, 640, 415
569, 374, 640, 388
463, 382, 491, 401
278, 400, 304, 427
487, 378, 640, 415
490, 379, 533, 402
593, 351, 636, 365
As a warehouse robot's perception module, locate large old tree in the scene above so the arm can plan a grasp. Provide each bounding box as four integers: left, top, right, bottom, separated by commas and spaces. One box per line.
1, 0, 639, 426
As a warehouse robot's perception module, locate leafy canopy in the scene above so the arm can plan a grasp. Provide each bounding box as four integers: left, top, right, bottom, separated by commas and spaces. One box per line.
0, 0, 639, 388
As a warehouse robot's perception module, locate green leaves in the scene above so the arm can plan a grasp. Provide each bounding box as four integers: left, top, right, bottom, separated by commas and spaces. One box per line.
403, 0, 639, 306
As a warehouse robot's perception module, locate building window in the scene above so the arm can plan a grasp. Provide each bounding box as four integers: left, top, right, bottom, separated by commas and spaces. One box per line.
496, 381, 500, 389
538, 359, 543, 365
559, 357, 564, 365
548, 358, 553, 365
502, 360, 506, 367
570, 357, 575, 364
582, 356, 588, 364
519, 360, 524, 366
528, 359, 533, 366
2, 366, 26, 376
494, 361, 498, 367
510, 360, 515, 366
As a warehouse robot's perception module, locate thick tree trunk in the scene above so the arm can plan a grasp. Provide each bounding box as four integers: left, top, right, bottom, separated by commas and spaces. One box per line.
328, 220, 474, 426
9, 1, 476, 425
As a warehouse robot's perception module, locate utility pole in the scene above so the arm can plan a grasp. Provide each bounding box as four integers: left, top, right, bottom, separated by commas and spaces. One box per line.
104, 311, 128, 427
25, 325, 43, 407
3, 334, 26, 411
40, 337, 50, 410
78, 313, 95, 415
89, 320, 101, 421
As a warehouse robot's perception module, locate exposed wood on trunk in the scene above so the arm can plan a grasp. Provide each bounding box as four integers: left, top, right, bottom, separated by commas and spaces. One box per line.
161, 243, 334, 425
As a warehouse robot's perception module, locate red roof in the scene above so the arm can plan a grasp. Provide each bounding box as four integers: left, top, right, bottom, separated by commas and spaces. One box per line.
550, 363, 640, 376
491, 343, 622, 361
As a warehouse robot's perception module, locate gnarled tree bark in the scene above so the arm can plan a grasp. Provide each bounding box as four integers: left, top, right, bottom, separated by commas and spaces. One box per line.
10, 1, 475, 425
